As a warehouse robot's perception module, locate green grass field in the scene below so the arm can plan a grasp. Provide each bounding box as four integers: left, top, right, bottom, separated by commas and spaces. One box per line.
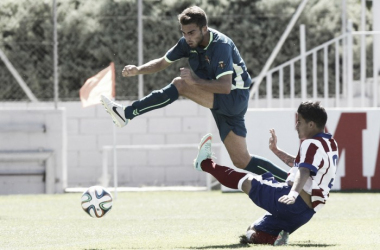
1, 191, 379, 250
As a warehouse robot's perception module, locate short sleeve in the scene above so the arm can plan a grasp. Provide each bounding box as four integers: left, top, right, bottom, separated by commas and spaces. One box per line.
165, 38, 189, 63
212, 44, 234, 79
299, 163, 318, 176
298, 141, 320, 176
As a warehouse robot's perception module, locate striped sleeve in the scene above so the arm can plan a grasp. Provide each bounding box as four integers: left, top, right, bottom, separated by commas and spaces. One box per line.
299, 141, 323, 176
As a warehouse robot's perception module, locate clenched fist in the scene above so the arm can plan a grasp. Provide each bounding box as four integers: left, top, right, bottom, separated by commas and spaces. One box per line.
122, 65, 139, 77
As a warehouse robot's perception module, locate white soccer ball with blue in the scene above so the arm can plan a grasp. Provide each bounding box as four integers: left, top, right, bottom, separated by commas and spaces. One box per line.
81, 186, 113, 218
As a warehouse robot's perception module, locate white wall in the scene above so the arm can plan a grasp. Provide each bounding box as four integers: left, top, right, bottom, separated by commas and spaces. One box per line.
0, 107, 66, 194
0, 100, 219, 192
2, 100, 379, 193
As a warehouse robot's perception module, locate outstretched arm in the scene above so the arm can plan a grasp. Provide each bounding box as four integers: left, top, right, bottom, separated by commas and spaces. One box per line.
269, 129, 295, 167
122, 56, 171, 77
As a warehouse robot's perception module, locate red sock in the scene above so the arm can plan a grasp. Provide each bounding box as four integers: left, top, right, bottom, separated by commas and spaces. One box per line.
201, 159, 247, 190
249, 230, 278, 245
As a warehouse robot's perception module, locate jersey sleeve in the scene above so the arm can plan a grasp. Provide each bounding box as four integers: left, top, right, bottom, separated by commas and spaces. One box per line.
165, 38, 189, 63
212, 44, 234, 79
298, 140, 320, 176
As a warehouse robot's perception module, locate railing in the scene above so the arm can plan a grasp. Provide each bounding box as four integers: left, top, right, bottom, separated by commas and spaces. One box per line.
101, 143, 223, 197
251, 23, 380, 108
0, 150, 54, 194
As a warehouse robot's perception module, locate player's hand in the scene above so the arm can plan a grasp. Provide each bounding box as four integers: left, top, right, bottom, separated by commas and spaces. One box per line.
269, 129, 278, 152
122, 65, 139, 77
180, 67, 196, 85
278, 195, 296, 205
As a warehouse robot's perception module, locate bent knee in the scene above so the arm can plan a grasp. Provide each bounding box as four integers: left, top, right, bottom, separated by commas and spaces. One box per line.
172, 77, 182, 84
232, 161, 247, 169
172, 77, 186, 94
231, 156, 251, 169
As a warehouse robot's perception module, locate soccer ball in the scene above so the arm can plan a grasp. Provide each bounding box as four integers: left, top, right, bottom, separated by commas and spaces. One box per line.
81, 186, 113, 218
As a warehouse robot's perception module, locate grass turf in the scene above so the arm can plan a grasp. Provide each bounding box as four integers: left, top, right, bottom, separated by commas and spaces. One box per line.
1, 191, 379, 249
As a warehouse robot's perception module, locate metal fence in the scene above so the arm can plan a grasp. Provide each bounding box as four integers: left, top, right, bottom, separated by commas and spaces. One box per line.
251, 24, 380, 108
1, 0, 237, 102
1, 0, 378, 107
0, 0, 168, 102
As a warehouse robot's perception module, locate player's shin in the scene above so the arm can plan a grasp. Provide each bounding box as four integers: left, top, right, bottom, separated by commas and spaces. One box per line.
124, 83, 179, 119
201, 159, 248, 190
244, 155, 288, 182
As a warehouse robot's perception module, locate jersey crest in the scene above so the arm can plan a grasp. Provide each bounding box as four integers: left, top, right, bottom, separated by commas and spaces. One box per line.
218, 61, 225, 69
205, 55, 210, 64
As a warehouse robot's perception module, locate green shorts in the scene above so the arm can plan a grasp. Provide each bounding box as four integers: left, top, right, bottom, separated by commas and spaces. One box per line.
211, 89, 249, 141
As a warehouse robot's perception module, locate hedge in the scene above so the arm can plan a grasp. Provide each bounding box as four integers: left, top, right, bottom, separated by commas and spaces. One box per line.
0, 0, 372, 101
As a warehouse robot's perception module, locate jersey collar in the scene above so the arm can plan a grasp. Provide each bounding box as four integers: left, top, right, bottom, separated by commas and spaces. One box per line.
203, 30, 213, 50
313, 132, 332, 139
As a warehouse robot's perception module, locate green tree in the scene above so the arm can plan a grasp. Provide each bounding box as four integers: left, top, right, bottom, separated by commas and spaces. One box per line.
0, 0, 371, 101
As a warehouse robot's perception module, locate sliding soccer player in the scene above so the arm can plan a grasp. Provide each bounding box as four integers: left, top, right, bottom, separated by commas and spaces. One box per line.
193, 101, 339, 245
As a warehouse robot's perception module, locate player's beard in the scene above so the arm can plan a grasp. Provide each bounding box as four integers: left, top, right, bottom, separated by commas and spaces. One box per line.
189, 31, 205, 49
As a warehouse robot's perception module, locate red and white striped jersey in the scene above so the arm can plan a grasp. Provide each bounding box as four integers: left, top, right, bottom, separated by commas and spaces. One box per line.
286, 133, 339, 212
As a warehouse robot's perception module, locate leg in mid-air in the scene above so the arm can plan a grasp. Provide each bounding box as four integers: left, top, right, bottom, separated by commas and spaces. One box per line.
101, 77, 214, 128
223, 131, 288, 182
210, 89, 288, 182
101, 71, 287, 181
207, 87, 288, 182
101, 81, 179, 128
193, 134, 250, 190
193, 133, 281, 195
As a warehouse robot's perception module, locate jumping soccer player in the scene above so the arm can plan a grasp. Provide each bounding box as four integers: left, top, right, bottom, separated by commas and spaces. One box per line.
101, 5, 287, 181
193, 101, 339, 245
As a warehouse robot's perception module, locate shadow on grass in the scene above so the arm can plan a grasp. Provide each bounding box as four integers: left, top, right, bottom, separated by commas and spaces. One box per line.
187, 243, 251, 249
187, 242, 337, 249
290, 242, 338, 247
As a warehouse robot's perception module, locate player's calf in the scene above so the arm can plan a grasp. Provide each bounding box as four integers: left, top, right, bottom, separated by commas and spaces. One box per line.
124, 83, 179, 120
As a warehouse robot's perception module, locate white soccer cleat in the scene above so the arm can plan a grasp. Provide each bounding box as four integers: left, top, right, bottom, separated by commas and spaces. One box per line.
273, 230, 289, 246
193, 133, 213, 171
100, 95, 129, 128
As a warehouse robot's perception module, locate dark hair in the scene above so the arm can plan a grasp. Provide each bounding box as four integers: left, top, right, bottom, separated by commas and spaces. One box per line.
297, 101, 327, 129
178, 6, 208, 28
